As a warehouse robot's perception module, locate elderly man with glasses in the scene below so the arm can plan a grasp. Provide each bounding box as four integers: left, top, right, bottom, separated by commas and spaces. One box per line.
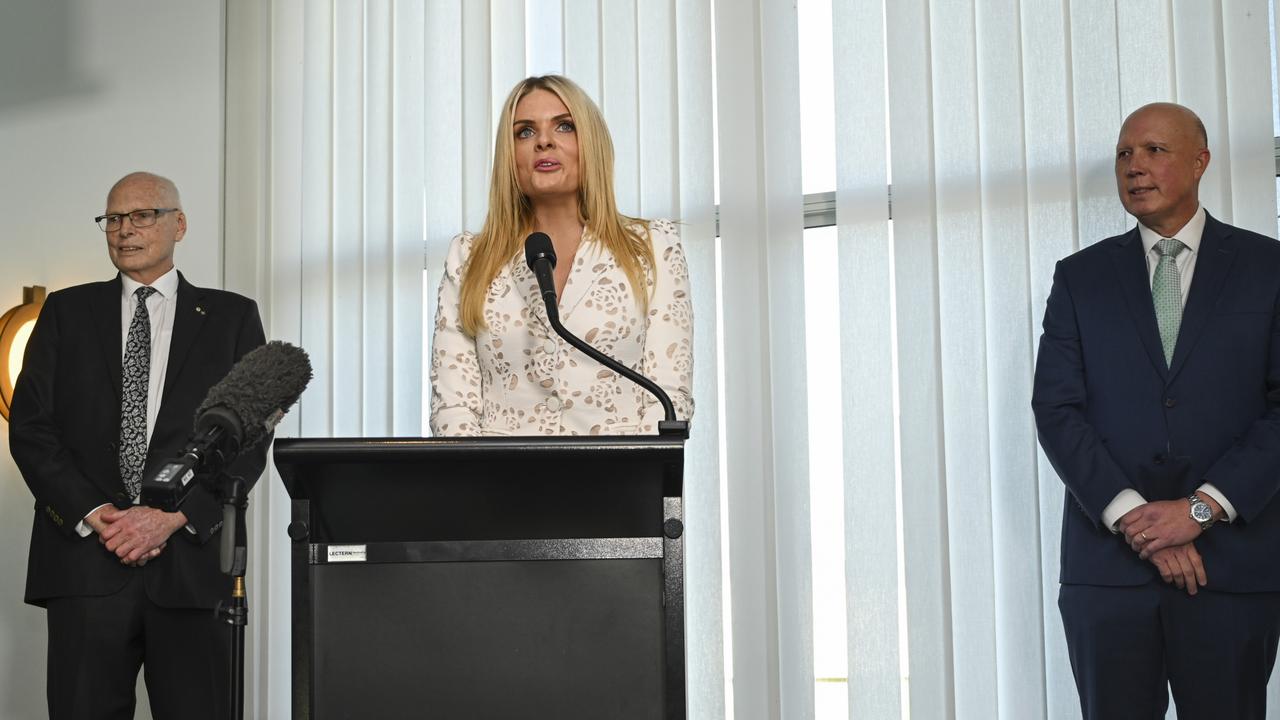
8, 171, 268, 720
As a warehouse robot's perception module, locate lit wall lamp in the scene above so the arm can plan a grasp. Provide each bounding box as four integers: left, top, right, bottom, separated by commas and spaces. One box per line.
0, 286, 46, 421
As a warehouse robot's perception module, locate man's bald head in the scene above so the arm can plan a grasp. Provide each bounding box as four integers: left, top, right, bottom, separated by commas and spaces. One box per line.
108, 171, 182, 210
1122, 102, 1207, 150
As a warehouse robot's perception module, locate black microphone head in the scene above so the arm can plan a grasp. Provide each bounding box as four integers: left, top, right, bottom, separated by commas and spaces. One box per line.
195, 341, 313, 449
524, 232, 556, 271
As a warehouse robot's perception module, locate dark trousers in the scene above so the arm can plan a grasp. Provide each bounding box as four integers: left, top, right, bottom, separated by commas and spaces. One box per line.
45, 573, 229, 720
1059, 582, 1280, 720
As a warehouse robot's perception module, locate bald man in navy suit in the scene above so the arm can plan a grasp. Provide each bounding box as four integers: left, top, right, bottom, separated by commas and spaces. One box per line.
9, 172, 267, 720
1033, 103, 1280, 719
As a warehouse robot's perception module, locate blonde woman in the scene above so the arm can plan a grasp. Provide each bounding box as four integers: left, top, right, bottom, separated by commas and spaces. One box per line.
430, 75, 693, 436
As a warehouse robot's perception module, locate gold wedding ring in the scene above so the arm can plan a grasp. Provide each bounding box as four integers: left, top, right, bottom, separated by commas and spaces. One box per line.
1140, 531, 1149, 541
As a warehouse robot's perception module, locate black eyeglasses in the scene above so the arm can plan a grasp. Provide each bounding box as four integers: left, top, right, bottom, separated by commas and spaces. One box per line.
94, 208, 179, 232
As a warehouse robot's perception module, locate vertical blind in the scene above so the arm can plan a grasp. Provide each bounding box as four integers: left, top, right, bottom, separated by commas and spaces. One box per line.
233, 0, 1280, 718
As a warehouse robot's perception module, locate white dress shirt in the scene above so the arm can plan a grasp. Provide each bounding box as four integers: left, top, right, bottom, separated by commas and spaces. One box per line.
1101, 206, 1239, 530
76, 268, 180, 536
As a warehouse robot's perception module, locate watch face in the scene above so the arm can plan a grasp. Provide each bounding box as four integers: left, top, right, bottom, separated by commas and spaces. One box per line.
1192, 502, 1213, 523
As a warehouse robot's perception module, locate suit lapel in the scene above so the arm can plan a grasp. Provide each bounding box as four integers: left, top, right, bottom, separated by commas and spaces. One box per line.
512, 231, 610, 327
162, 273, 208, 403
95, 277, 124, 400
512, 256, 553, 333
559, 236, 609, 322
1167, 214, 1237, 383
1108, 228, 1168, 380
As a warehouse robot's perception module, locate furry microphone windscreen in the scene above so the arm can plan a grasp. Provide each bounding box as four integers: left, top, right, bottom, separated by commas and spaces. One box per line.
195, 340, 313, 449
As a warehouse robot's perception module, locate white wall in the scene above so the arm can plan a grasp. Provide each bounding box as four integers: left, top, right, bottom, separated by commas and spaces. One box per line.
0, 1, 225, 717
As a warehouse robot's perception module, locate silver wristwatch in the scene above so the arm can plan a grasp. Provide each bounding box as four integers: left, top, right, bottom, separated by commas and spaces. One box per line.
1187, 492, 1215, 531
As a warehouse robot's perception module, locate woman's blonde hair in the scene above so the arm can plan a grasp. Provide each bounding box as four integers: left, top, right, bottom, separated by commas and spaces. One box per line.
458, 75, 654, 336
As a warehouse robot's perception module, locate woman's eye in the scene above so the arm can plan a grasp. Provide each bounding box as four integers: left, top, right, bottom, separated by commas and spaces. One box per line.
557, 121, 575, 133
516, 126, 534, 139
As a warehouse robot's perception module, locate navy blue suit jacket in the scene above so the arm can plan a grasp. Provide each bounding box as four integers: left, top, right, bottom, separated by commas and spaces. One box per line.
1033, 213, 1280, 592
9, 272, 267, 608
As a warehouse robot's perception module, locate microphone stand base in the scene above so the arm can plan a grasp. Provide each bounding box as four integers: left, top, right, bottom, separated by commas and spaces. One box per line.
658, 420, 690, 438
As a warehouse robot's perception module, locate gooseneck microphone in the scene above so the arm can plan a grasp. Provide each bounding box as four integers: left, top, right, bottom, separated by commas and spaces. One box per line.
141, 340, 314, 512
524, 232, 687, 436
525, 232, 559, 309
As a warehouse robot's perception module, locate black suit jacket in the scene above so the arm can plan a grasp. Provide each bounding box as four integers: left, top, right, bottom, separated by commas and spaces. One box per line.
1032, 213, 1280, 591
9, 272, 267, 608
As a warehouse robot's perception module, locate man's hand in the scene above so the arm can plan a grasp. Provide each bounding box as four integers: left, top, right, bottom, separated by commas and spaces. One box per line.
130, 542, 166, 567
84, 505, 112, 536
84, 506, 162, 565
1147, 542, 1207, 595
1118, 498, 1213, 558
97, 506, 187, 565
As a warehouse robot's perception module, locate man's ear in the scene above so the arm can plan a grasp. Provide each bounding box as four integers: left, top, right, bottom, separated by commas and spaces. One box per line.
1193, 148, 1211, 180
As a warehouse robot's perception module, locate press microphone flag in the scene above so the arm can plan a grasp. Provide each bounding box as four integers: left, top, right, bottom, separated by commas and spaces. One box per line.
141, 341, 313, 512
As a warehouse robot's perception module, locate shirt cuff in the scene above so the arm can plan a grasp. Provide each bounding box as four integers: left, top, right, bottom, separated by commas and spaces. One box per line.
1101, 489, 1147, 533
1197, 483, 1237, 523
76, 503, 113, 537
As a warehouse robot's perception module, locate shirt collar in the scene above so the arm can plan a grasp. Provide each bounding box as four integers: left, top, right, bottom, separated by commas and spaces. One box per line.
120, 267, 179, 300
1138, 205, 1205, 257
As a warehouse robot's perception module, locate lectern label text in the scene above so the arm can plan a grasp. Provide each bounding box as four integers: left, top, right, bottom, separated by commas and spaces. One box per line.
327, 544, 367, 563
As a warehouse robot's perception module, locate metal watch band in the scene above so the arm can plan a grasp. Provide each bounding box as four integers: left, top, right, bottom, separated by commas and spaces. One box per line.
1188, 492, 1215, 530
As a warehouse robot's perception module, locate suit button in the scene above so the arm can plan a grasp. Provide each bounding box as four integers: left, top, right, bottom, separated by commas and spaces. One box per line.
1164, 398, 1176, 408
1153, 454, 1166, 465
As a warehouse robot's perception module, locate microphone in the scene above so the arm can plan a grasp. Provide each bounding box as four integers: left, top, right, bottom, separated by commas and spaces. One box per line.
141, 340, 313, 512
524, 232, 559, 310
523, 232, 687, 436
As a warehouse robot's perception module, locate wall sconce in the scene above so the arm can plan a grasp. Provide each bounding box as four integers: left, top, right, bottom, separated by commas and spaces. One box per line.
0, 286, 46, 421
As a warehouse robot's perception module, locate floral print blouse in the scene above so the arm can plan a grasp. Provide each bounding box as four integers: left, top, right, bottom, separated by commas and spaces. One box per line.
429, 219, 694, 436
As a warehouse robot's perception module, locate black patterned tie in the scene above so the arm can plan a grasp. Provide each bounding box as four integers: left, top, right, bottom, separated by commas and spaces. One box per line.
120, 286, 158, 498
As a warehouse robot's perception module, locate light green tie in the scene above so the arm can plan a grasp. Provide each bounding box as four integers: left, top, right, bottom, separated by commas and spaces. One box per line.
1153, 238, 1187, 366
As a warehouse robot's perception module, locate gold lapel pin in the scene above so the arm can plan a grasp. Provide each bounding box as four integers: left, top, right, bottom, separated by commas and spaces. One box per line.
196, 306, 206, 315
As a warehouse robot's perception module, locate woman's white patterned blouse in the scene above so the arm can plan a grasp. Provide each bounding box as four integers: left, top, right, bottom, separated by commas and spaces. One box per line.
429, 219, 694, 436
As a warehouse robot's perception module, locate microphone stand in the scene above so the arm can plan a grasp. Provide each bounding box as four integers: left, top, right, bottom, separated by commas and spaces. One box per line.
210, 471, 250, 720
141, 445, 250, 720
537, 277, 690, 438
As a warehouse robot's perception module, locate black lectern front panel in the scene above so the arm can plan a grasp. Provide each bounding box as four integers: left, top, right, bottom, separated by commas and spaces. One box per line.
277, 437, 684, 544
311, 559, 663, 719
300, 456, 661, 542
276, 437, 687, 720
